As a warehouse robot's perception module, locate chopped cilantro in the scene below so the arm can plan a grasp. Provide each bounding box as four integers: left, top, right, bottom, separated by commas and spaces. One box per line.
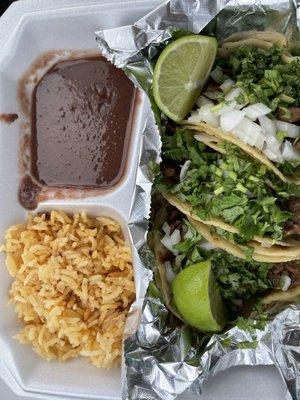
221, 337, 232, 347
237, 340, 259, 349
211, 253, 273, 303
280, 159, 300, 178
235, 306, 268, 334
158, 129, 293, 242
217, 45, 300, 112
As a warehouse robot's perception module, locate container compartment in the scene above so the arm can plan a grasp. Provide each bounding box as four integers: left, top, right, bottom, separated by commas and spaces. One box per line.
0, 0, 162, 398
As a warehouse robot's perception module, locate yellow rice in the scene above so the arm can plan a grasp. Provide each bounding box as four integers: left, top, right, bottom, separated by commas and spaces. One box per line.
0, 211, 135, 368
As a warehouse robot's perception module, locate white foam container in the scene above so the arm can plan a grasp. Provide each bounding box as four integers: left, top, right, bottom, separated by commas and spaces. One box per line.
0, 0, 163, 399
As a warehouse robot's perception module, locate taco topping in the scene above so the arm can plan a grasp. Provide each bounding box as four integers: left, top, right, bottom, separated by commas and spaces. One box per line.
284, 197, 300, 236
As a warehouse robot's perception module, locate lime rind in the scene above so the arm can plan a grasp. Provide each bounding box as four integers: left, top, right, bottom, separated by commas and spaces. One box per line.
172, 260, 227, 332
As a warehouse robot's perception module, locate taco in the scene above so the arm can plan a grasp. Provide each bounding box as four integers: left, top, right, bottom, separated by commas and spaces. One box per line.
182, 31, 300, 185
149, 198, 300, 332
157, 127, 300, 256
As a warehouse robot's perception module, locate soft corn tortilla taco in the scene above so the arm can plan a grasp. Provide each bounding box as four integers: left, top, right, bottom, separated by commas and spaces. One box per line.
183, 30, 300, 185
184, 122, 289, 183
218, 31, 289, 58
150, 199, 300, 329
187, 217, 300, 263
262, 285, 300, 305
164, 193, 300, 261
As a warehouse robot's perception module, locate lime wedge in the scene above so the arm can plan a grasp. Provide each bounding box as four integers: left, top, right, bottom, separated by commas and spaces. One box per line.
172, 260, 227, 332
153, 35, 217, 122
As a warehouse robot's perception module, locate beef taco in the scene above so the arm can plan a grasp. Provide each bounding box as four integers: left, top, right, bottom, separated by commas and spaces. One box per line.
182, 31, 300, 185
149, 198, 300, 332
157, 127, 300, 256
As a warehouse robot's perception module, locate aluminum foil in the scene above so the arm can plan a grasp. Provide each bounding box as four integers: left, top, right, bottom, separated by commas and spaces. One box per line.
96, 1, 300, 399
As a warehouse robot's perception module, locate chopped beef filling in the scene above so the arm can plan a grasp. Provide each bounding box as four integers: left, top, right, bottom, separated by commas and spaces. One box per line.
269, 261, 300, 288
284, 197, 300, 236
277, 107, 300, 123
168, 210, 182, 234
204, 82, 220, 92
157, 206, 184, 265
165, 121, 177, 134
161, 160, 180, 184
159, 249, 175, 264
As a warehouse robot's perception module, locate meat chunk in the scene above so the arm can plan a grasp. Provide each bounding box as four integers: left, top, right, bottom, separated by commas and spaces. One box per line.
161, 160, 180, 183
277, 107, 300, 123
204, 82, 220, 93
269, 261, 300, 288
159, 249, 175, 264
284, 197, 300, 236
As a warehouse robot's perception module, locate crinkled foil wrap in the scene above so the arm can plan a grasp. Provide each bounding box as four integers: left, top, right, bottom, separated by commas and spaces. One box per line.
96, 1, 300, 399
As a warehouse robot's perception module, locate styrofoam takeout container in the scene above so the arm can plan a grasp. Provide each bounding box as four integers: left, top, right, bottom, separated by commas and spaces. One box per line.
0, 0, 163, 399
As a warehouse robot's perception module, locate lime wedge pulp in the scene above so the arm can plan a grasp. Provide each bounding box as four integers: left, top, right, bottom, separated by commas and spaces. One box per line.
172, 260, 227, 332
153, 35, 218, 122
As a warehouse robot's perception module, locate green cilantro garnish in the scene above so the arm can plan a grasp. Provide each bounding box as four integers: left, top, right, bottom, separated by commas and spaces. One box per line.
237, 340, 259, 349
158, 129, 293, 242
221, 337, 232, 347
211, 253, 273, 303
217, 45, 300, 112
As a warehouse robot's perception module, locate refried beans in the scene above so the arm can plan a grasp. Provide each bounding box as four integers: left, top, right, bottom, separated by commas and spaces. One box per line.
19, 56, 136, 209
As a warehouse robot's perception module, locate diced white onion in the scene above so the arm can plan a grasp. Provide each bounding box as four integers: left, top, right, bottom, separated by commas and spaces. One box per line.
231, 100, 246, 110
263, 147, 283, 163
276, 121, 300, 138
220, 110, 245, 133
164, 261, 176, 283
258, 116, 282, 155
220, 78, 235, 93
225, 87, 242, 101
161, 235, 173, 253
196, 95, 213, 108
282, 141, 300, 161
162, 222, 171, 236
258, 116, 277, 138
188, 104, 219, 127
161, 228, 181, 255
210, 67, 224, 84
243, 103, 271, 121
180, 160, 191, 181
171, 229, 181, 246
263, 136, 280, 155
233, 117, 265, 148
188, 110, 202, 124
280, 275, 292, 292
253, 131, 266, 151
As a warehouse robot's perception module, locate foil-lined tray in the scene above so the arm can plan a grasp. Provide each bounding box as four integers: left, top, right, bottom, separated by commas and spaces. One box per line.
96, 1, 300, 399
